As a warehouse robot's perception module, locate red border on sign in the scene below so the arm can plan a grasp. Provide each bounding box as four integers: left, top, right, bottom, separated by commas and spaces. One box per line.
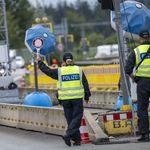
57, 43, 64, 51
33, 38, 44, 49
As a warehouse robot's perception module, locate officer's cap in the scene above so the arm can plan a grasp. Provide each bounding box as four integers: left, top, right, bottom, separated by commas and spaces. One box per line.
139, 29, 149, 38
63, 53, 73, 62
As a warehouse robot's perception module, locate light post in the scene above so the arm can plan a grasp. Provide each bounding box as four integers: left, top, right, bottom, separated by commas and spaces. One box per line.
42, 17, 50, 66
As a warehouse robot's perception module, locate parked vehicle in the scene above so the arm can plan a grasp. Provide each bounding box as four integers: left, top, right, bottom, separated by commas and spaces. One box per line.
16, 56, 25, 68
9, 50, 16, 71
94, 44, 119, 58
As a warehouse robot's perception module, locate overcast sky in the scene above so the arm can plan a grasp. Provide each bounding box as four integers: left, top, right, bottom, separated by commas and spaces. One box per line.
28, 0, 96, 8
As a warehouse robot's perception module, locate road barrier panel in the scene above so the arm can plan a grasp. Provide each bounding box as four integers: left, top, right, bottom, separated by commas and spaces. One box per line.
0, 103, 108, 142
109, 64, 120, 89
29, 64, 120, 90
97, 108, 150, 136
103, 65, 112, 88
18, 87, 120, 109
95, 66, 105, 89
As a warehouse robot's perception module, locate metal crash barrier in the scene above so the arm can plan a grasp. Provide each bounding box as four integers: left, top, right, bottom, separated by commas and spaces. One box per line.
0, 103, 107, 142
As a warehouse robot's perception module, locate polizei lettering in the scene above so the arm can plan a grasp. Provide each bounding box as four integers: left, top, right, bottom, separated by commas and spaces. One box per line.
61, 74, 80, 81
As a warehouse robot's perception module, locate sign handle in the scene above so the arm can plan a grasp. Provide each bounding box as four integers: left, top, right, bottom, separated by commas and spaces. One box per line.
37, 48, 40, 57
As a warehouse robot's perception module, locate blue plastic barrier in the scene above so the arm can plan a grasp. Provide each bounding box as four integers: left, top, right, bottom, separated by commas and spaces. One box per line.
23, 92, 53, 107
115, 96, 137, 111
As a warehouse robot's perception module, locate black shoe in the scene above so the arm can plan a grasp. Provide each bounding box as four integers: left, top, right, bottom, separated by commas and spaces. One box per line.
62, 134, 71, 146
138, 134, 149, 142
73, 142, 81, 146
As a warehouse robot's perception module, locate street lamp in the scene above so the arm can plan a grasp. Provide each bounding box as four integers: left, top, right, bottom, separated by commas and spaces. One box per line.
35, 18, 41, 24
42, 17, 48, 23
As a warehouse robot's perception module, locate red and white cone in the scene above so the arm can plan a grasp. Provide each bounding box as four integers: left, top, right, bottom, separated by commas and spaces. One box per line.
80, 116, 92, 144
21, 76, 26, 87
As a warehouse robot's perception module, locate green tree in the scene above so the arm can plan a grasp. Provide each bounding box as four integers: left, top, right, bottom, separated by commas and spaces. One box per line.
49, 48, 62, 66
6, 11, 19, 48
5, 0, 34, 48
87, 33, 105, 47
75, 1, 93, 21
105, 33, 117, 45
66, 11, 86, 46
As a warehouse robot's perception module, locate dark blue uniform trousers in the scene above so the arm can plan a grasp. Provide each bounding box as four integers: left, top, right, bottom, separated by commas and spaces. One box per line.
61, 98, 83, 142
137, 78, 150, 135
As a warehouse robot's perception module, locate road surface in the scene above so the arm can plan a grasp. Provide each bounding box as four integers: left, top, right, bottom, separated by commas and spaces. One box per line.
0, 125, 150, 150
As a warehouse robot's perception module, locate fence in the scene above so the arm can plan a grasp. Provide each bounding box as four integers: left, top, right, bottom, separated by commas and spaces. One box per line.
29, 64, 120, 91
18, 87, 120, 109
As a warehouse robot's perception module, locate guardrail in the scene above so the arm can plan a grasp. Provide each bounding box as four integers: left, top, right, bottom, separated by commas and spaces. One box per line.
0, 103, 107, 142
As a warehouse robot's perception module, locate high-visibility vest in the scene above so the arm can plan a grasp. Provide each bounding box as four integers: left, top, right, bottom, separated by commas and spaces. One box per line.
134, 44, 150, 77
57, 65, 85, 100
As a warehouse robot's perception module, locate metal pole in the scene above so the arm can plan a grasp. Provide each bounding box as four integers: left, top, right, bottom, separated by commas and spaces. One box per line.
64, 18, 68, 52
61, 18, 68, 52
124, 38, 131, 93
42, 0, 45, 14
36, 0, 39, 19
113, 0, 129, 105
33, 54, 38, 91
41, 0, 50, 65
81, 25, 86, 54
3, 0, 10, 72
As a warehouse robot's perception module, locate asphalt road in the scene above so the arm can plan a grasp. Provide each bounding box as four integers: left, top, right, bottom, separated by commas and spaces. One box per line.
7, 69, 150, 150
11, 68, 26, 80
1, 125, 150, 150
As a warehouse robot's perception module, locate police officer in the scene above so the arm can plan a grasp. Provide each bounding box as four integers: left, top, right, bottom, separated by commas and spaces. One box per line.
125, 29, 150, 141
37, 52, 91, 146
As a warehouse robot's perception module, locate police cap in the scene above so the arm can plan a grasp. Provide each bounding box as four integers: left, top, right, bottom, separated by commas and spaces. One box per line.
139, 29, 149, 38
63, 53, 73, 62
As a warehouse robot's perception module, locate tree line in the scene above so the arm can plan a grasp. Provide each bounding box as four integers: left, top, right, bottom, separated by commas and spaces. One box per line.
5, 0, 150, 51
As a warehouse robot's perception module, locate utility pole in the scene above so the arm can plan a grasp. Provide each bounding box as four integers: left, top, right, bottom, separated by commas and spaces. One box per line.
81, 25, 86, 54
113, 0, 129, 105
61, 18, 68, 52
71, 22, 111, 55
36, 0, 40, 19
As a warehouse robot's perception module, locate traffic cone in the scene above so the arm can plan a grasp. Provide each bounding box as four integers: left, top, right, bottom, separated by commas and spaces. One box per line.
21, 76, 26, 87
80, 116, 92, 144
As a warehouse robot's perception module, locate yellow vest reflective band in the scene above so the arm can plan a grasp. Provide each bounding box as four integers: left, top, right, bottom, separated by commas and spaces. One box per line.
57, 66, 85, 100
134, 45, 150, 77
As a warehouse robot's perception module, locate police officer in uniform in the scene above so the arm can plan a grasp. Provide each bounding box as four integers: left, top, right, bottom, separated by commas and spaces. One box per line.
125, 29, 150, 141
37, 53, 91, 146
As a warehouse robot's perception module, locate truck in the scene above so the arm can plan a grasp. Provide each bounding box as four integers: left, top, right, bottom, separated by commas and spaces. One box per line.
94, 44, 119, 58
